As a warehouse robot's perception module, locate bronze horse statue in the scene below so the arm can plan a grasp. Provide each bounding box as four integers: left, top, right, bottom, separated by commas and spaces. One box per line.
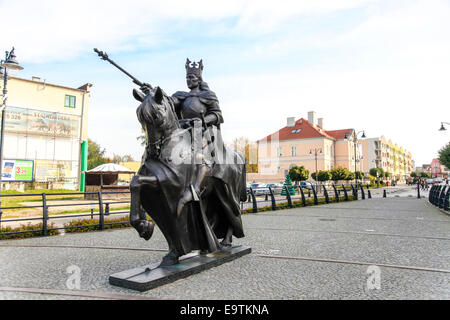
129, 87, 247, 266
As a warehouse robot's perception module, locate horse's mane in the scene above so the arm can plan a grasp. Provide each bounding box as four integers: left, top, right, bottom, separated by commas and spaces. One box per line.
136, 90, 179, 128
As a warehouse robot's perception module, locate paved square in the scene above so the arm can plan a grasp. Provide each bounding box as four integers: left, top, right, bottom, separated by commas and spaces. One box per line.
0, 195, 449, 299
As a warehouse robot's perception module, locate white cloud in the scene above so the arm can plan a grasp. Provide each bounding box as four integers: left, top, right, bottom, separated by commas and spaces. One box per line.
1, 0, 377, 63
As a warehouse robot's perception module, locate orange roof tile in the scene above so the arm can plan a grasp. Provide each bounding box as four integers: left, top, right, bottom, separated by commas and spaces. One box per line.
258, 118, 352, 142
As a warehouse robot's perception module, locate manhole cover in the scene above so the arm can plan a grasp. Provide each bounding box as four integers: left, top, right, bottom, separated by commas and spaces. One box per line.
319, 218, 336, 221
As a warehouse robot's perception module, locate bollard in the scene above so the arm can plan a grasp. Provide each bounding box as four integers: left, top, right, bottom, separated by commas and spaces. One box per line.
342, 184, 349, 201
249, 187, 257, 213
98, 191, 105, 230
359, 184, 365, 200
265, 193, 268, 201
417, 183, 421, 199
383, 189, 386, 198
323, 185, 329, 203
312, 185, 318, 205
42, 193, 48, 236
268, 187, 276, 211
105, 203, 110, 216
444, 188, 450, 211
368, 190, 371, 199
284, 186, 293, 208
332, 184, 339, 203
299, 187, 306, 206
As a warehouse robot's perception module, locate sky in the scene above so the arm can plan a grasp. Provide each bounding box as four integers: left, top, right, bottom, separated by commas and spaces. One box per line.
1, 0, 449, 167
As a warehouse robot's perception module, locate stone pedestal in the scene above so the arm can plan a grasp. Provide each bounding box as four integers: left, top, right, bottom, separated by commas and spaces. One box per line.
109, 245, 251, 292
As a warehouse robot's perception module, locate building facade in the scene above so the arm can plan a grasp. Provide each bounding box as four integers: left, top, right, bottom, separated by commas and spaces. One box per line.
0, 75, 91, 190
249, 111, 356, 183
430, 158, 449, 178
361, 136, 413, 181
248, 111, 415, 183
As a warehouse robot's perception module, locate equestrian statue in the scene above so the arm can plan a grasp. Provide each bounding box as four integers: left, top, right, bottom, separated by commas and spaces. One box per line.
94, 49, 247, 267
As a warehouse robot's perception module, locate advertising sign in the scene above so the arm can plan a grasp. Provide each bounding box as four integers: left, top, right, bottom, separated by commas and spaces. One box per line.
4, 106, 80, 137
1, 159, 34, 181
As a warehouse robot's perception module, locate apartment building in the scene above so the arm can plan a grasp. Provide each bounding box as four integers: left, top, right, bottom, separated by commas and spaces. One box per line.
361, 136, 414, 181
249, 111, 355, 183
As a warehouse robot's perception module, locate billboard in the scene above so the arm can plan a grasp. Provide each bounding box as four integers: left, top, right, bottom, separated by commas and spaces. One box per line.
4, 106, 80, 138
1, 159, 34, 181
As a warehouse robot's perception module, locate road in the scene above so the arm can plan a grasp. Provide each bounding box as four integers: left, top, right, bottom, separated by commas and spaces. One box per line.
0, 192, 448, 300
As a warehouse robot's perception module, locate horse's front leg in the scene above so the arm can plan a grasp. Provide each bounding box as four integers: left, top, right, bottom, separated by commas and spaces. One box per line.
130, 175, 155, 240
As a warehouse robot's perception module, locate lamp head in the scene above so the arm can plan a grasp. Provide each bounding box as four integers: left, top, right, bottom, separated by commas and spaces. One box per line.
361, 131, 366, 138
1, 48, 24, 71
439, 123, 446, 131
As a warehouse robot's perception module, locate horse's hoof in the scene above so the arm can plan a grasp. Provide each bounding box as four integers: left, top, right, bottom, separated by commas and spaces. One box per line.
139, 221, 154, 241
220, 240, 232, 249
159, 252, 179, 266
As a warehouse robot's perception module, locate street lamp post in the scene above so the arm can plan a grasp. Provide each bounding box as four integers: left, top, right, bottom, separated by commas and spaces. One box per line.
0, 47, 24, 229
345, 130, 366, 185
310, 148, 322, 193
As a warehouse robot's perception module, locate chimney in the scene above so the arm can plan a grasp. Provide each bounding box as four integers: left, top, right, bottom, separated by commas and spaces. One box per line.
286, 117, 295, 127
318, 118, 324, 129
307, 111, 317, 126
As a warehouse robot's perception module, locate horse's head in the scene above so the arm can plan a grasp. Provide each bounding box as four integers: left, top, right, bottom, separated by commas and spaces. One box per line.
137, 86, 179, 133
136, 86, 180, 157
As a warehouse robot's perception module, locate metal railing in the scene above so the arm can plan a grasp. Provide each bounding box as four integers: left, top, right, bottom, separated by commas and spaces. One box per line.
0, 190, 130, 237
0, 183, 369, 238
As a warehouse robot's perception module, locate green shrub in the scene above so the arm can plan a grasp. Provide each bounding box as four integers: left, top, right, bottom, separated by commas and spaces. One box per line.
64, 216, 131, 233
0, 222, 60, 240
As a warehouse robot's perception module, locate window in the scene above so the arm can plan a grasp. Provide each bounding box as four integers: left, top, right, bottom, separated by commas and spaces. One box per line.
291, 146, 297, 156
65, 95, 76, 108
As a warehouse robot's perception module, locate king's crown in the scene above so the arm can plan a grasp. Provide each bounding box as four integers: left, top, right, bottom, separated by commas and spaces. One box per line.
185, 58, 203, 78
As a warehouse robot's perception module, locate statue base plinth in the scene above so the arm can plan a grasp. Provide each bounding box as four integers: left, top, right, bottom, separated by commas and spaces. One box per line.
109, 245, 252, 292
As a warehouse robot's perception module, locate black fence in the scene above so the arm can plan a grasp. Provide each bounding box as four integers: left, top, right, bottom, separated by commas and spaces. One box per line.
0, 191, 130, 237
0, 183, 371, 238
428, 184, 450, 211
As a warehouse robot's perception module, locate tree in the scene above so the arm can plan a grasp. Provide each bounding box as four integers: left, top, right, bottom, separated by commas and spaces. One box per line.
137, 128, 147, 147
317, 170, 331, 182
121, 154, 135, 162
87, 139, 107, 170
231, 137, 258, 173
288, 165, 309, 184
112, 154, 122, 164
345, 171, 355, 181
369, 168, 384, 178
355, 171, 364, 180
420, 172, 431, 178
330, 167, 348, 182
281, 175, 296, 196
410, 171, 418, 178
438, 142, 450, 169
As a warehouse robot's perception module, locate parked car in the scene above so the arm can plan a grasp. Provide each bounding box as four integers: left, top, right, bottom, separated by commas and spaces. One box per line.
266, 183, 283, 194
252, 183, 271, 196
433, 177, 444, 183
300, 181, 313, 190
